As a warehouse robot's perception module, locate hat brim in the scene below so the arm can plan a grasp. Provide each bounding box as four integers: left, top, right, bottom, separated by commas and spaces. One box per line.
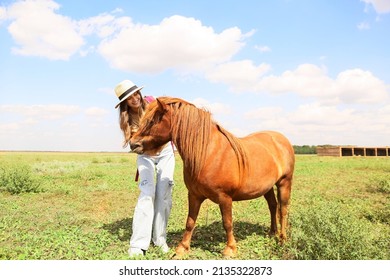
114, 86, 144, 108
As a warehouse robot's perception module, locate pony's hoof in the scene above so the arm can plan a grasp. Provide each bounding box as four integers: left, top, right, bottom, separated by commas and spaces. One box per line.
279, 233, 287, 244
222, 246, 237, 258
172, 254, 184, 260
268, 230, 277, 237
174, 245, 189, 259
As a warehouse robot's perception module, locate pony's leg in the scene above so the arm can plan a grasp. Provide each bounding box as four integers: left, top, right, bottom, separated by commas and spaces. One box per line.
219, 195, 237, 257
175, 193, 205, 257
264, 188, 278, 236
276, 175, 293, 242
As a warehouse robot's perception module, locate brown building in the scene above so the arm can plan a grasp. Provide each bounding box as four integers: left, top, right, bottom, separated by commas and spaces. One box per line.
316, 146, 389, 157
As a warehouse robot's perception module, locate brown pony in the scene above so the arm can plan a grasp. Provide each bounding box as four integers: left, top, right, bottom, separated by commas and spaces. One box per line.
130, 97, 295, 257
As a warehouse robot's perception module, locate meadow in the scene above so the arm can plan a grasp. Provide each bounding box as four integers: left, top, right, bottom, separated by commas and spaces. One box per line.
0, 151, 389, 260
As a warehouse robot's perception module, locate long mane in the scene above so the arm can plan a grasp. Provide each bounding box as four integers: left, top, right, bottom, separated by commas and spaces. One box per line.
161, 97, 248, 181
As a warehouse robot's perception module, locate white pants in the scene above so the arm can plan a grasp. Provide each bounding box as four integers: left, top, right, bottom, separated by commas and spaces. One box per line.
129, 144, 175, 251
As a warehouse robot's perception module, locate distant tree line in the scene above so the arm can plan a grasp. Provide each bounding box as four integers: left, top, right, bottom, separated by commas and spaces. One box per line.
293, 145, 317, 154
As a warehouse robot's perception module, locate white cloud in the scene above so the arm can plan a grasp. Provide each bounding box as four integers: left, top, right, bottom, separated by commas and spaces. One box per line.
288, 103, 355, 126
255, 45, 271, 53
357, 21, 371, 30
0, 6, 6, 22
191, 98, 232, 115
0, 103, 121, 151
6, 0, 84, 60
335, 68, 389, 104
0, 122, 20, 131
85, 107, 108, 117
243, 102, 390, 146
244, 106, 284, 120
257, 64, 334, 98
2, 1, 250, 71
235, 64, 390, 106
206, 60, 271, 92
0, 104, 80, 120
361, 0, 390, 14
77, 11, 131, 38
97, 15, 249, 73
97, 87, 115, 96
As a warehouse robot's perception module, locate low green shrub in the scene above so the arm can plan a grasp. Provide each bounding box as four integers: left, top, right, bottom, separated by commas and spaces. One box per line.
377, 179, 390, 194
0, 164, 42, 194
367, 177, 390, 194
287, 200, 387, 260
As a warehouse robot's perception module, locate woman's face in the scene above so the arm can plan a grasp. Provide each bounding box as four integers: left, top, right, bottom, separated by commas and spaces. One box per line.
126, 91, 141, 112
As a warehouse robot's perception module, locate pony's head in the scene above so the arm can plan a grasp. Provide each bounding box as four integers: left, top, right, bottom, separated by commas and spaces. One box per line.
130, 98, 173, 154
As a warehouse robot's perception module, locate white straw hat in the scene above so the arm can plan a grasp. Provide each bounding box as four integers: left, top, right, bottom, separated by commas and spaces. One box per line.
114, 80, 144, 108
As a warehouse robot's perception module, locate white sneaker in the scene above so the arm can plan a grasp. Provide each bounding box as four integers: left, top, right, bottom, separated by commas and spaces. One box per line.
159, 243, 170, 253
128, 247, 144, 258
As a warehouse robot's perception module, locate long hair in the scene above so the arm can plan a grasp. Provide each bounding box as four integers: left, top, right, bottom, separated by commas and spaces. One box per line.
118, 92, 147, 148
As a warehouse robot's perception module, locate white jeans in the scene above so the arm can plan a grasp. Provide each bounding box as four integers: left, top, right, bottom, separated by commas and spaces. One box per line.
129, 144, 175, 251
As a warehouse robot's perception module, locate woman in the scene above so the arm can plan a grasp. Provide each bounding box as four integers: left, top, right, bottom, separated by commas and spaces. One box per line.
115, 80, 175, 257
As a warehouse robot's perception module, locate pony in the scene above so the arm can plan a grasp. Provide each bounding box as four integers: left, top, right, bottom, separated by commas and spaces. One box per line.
130, 97, 295, 257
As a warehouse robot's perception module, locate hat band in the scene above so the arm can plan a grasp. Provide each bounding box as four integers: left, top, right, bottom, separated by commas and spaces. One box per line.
118, 85, 139, 101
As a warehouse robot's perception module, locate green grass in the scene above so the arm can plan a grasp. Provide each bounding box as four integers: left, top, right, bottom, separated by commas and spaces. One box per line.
0, 152, 389, 260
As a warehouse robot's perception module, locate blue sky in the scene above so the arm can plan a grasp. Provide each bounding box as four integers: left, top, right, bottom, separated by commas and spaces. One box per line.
0, 0, 389, 152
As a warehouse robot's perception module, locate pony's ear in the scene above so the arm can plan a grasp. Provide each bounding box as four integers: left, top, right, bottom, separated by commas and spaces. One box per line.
156, 98, 168, 112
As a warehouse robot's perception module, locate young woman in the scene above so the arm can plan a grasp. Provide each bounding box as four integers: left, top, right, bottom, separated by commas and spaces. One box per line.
115, 80, 175, 257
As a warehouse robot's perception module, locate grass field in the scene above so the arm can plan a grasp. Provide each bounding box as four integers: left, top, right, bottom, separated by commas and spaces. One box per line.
0, 151, 389, 260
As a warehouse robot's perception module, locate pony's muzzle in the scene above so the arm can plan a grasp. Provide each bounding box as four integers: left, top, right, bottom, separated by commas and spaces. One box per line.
130, 141, 143, 154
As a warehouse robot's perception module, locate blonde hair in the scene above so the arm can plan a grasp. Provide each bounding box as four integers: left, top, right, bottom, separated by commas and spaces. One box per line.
118, 92, 147, 148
